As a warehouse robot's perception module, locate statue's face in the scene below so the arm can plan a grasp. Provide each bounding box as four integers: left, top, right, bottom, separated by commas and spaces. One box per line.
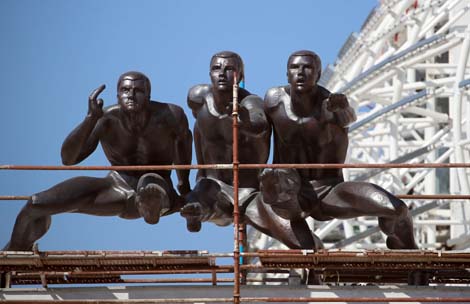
210, 56, 238, 92
118, 78, 149, 113
287, 55, 318, 93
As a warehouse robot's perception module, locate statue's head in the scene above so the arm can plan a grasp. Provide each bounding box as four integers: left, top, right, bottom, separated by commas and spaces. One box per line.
117, 71, 151, 113
287, 50, 322, 93
210, 51, 244, 92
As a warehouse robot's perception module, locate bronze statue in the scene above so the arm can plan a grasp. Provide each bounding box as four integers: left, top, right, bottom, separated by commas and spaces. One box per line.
3, 71, 192, 251
260, 50, 417, 249
181, 51, 322, 250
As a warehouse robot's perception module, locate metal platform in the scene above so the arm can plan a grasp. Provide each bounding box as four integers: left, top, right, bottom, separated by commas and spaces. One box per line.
2, 249, 470, 288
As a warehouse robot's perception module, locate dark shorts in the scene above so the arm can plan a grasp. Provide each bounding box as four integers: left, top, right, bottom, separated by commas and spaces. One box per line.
107, 171, 180, 217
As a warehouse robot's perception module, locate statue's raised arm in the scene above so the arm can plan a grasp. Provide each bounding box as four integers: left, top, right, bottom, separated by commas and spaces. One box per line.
61, 84, 105, 165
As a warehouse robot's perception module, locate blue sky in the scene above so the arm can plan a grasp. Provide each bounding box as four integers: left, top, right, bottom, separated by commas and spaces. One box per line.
0, 0, 377, 252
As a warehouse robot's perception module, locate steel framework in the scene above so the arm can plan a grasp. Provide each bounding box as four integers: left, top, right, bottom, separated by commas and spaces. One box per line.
250, 0, 470, 253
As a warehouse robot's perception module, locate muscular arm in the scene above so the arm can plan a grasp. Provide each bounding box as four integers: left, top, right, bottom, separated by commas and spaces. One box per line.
264, 87, 284, 164
172, 105, 192, 196
61, 85, 105, 165
61, 116, 101, 165
238, 95, 271, 138
325, 92, 357, 128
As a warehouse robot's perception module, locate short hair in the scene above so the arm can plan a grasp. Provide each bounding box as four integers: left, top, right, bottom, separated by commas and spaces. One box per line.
210, 51, 245, 83
287, 50, 322, 81
117, 71, 151, 96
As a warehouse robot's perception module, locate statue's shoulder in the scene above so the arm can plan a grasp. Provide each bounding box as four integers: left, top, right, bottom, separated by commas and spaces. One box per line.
240, 88, 263, 108
187, 84, 211, 111
103, 104, 120, 114
317, 85, 332, 101
151, 101, 186, 120
101, 105, 120, 120
93, 105, 120, 131
165, 101, 185, 115
264, 86, 288, 110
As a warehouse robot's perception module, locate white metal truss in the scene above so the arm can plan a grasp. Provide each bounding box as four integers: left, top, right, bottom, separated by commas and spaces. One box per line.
249, 0, 470, 253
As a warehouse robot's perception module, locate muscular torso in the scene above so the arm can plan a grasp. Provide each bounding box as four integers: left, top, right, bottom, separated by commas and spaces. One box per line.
265, 86, 348, 181
190, 85, 270, 188
97, 102, 182, 183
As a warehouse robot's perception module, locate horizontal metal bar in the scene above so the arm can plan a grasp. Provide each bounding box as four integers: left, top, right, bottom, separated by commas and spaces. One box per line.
0, 299, 234, 303
2, 162, 470, 171
121, 278, 234, 284
240, 163, 470, 169
242, 297, 470, 302
1, 297, 469, 303
0, 164, 233, 171
2, 194, 469, 201
0, 196, 31, 200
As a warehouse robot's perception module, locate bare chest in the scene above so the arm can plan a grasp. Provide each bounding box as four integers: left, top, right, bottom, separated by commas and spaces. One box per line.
101, 123, 175, 165
197, 105, 234, 143
271, 109, 327, 147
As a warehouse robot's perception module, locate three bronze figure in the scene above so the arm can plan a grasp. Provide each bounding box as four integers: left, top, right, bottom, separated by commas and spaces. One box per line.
3, 50, 418, 252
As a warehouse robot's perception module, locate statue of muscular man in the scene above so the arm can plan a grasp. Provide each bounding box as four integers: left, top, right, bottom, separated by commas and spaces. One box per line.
260, 50, 418, 250
4, 71, 192, 251
180, 51, 322, 250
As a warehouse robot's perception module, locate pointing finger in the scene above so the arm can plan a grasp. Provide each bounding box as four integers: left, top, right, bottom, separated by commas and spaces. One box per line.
89, 84, 106, 101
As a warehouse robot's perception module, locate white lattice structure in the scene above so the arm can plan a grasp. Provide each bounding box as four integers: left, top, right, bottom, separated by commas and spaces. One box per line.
250, 0, 470, 252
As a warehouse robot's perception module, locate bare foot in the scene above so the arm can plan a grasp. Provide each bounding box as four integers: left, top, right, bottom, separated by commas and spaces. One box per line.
136, 183, 168, 225
180, 202, 203, 232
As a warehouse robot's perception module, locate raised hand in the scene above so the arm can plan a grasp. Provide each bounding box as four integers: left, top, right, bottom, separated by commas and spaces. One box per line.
326, 93, 349, 112
87, 84, 106, 118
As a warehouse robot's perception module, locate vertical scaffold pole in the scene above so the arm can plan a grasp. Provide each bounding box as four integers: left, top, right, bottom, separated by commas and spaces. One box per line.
232, 72, 241, 304
238, 72, 247, 285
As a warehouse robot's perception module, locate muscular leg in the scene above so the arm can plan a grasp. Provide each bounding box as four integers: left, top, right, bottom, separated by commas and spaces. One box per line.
180, 178, 234, 232
320, 182, 418, 249
244, 195, 323, 250
245, 195, 323, 285
4, 175, 129, 251
135, 173, 171, 225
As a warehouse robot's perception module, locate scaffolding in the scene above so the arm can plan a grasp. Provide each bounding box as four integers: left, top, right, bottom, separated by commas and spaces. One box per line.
2, 1, 470, 302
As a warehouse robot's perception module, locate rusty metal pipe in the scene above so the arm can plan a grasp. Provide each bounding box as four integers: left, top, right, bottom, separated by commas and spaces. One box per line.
0, 196, 31, 200
239, 163, 470, 169
5, 194, 470, 201
121, 278, 233, 284
232, 71, 241, 304
0, 299, 234, 303
2, 297, 470, 303
0, 164, 231, 171
3, 162, 470, 172
241, 297, 470, 302
9, 269, 234, 276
